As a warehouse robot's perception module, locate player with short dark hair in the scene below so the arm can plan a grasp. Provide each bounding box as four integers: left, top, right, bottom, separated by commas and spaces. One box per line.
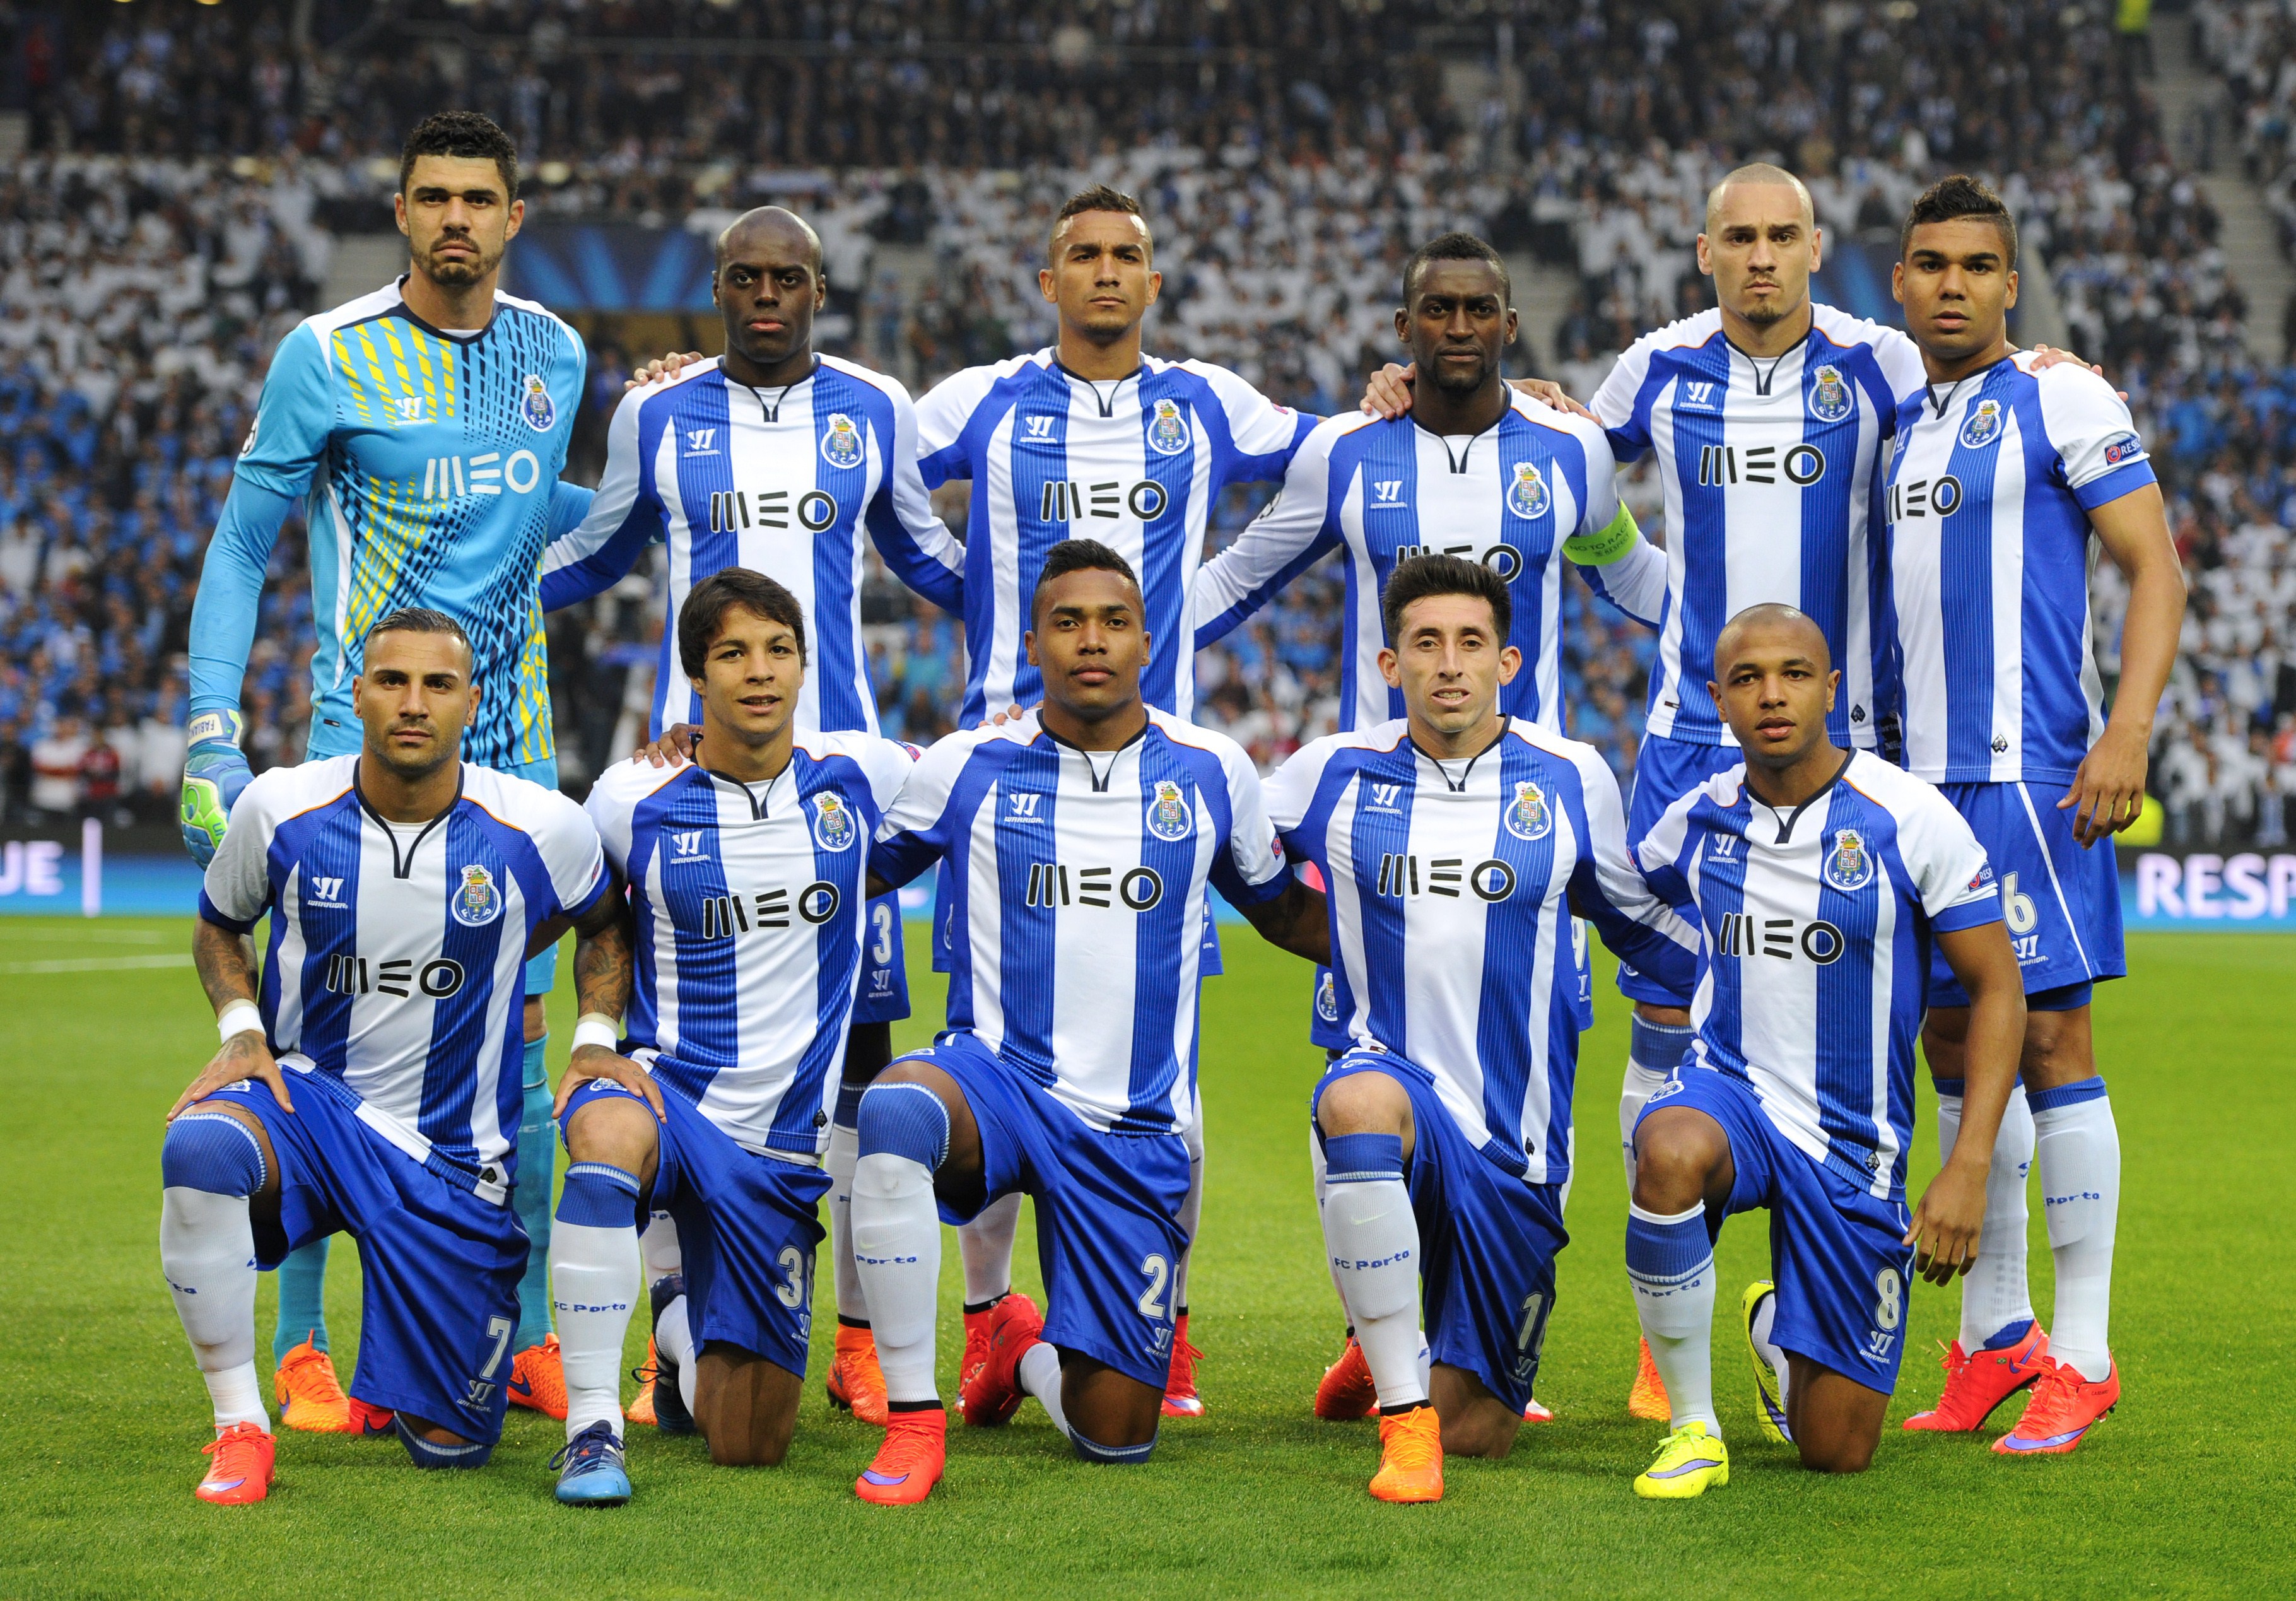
1880, 174, 2185, 1454
1265, 554, 1697, 1501
1625, 603, 2026, 1496
843, 539, 1328, 1503
160, 612, 618, 1504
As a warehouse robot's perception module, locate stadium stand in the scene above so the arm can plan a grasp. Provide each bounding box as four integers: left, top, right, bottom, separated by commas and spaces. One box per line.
1, 0, 2287, 845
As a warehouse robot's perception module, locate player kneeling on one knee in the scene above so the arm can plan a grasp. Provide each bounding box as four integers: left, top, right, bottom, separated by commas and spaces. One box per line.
1622, 603, 2025, 1496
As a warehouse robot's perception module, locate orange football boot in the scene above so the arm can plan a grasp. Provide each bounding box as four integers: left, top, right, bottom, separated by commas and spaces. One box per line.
196, 1422, 276, 1505
274, 1336, 350, 1433
1313, 1337, 1378, 1421
1993, 1355, 2119, 1456
346, 1396, 395, 1435
1368, 1406, 1443, 1503
628, 1338, 659, 1428
826, 1324, 891, 1425
1521, 1396, 1555, 1422
1161, 1311, 1204, 1417
507, 1334, 568, 1421
958, 1292, 1042, 1427
1903, 1324, 2049, 1432
855, 1408, 947, 1506
953, 1300, 997, 1417
1628, 1335, 1671, 1421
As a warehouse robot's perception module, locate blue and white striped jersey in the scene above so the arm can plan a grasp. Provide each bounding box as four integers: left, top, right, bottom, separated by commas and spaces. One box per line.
1638, 752, 2002, 1196
1265, 718, 1697, 1184
208, 281, 587, 768
1192, 394, 1666, 732
1880, 353, 2156, 785
869, 708, 1293, 1134
915, 349, 1317, 722
1593, 306, 1928, 749
583, 734, 916, 1157
539, 355, 965, 739
198, 756, 607, 1189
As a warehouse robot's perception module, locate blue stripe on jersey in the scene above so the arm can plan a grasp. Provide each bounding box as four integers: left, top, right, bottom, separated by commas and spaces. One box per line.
1135, 368, 1200, 713
648, 779, 741, 1086
423, 809, 512, 1162
2006, 381, 2092, 770
275, 799, 363, 1067
1347, 759, 1417, 1050
1474, 736, 1562, 1153
783, 758, 867, 1149
999, 380, 1074, 717
1809, 792, 1882, 1168
670, 384, 741, 719
1692, 817, 1751, 1074
624, 790, 665, 1047
992, 741, 1063, 1079
1941, 385, 2006, 775
1123, 739, 1220, 1129
1496, 421, 1568, 724
1665, 353, 1733, 736
811, 368, 874, 733
1354, 425, 1420, 725
1874, 827, 1924, 1193
1796, 358, 1854, 711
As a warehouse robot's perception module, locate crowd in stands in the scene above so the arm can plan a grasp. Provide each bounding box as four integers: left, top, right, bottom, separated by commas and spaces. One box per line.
3, 0, 2290, 850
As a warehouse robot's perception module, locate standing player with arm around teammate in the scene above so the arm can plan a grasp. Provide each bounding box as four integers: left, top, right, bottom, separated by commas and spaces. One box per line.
542, 571, 918, 1505
159, 610, 617, 1504
178, 110, 599, 1431
538, 206, 963, 1429
843, 540, 1327, 1504
1881, 177, 2184, 1455
1262, 555, 1698, 1502
1624, 604, 2026, 1498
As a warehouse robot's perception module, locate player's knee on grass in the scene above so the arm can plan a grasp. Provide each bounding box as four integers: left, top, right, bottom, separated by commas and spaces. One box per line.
1631, 1106, 1731, 1215
1783, 1357, 1887, 1474
694, 1344, 802, 1466
1062, 1356, 1163, 1457
563, 1089, 661, 1183
1429, 1364, 1521, 1459
394, 1413, 489, 1469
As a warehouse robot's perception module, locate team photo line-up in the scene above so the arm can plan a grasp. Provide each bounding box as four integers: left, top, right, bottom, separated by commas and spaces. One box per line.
158, 108, 2180, 1510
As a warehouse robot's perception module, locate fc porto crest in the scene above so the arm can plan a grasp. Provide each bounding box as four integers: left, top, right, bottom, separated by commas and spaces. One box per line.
809, 790, 857, 852
519, 373, 556, 433
1145, 778, 1195, 842
1507, 460, 1551, 520
1959, 398, 2003, 449
452, 864, 503, 926
1315, 970, 1340, 1024
1809, 363, 1853, 422
1822, 828, 1875, 893
820, 411, 865, 469
1147, 397, 1191, 456
1504, 780, 1553, 842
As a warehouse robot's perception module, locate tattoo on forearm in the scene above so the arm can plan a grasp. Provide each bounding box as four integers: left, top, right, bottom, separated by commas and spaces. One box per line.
192, 920, 259, 1011
574, 918, 633, 1020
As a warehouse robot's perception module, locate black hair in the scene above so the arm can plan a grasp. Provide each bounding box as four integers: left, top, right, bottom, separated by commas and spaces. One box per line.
1051, 184, 1151, 259
1380, 553, 1512, 645
365, 606, 471, 657
1901, 173, 2017, 268
679, 568, 809, 679
1031, 539, 1142, 623
400, 110, 520, 200
1402, 231, 1510, 305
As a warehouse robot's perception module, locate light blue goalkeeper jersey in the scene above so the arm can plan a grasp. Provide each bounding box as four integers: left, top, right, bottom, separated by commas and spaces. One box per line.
190, 279, 590, 769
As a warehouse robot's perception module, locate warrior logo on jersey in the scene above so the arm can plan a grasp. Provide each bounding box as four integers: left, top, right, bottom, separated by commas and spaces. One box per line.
1146, 779, 1195, 842
1147, 398, 1191, 456
1959, 399, 2003, 449
1508, 460, 1551, 520
821, 413, 865, 469
1315, 970, 1340, 1023
809, 790, 857, 852
452, 864, 503, 926
1505, 780, 1553, 842
520, 374, 556, 433
1823, 828, 1875, 893
1810, 364, 1853, 422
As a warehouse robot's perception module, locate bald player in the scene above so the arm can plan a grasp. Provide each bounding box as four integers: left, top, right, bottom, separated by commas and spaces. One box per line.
540, 204, 964, 1432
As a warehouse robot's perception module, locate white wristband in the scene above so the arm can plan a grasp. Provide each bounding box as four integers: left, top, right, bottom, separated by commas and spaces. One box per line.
571, 1013, 620, 1053
217, 999, 263, 1044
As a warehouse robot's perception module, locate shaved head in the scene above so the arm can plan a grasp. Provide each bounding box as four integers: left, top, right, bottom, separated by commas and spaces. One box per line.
1705, 163, 1815, 237
1714, 602, 1830, 679
717, 206, 823, 274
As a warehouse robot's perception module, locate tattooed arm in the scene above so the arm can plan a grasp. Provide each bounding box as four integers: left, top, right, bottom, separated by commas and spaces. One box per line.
169, 917, 291, 1120
553, 876, 664, 1118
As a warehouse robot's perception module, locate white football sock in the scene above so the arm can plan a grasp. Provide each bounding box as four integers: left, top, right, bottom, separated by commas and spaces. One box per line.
1936, 1086, 2037, 1349
1017, 1339, 1070, 1440
161, 1186, 269, 1433
655, 1291, 699, 1414
640, 1210, 682, 1288
2034, 1087, 2120, 1381
549, 1219, 640, 1440
1172, 1118, 1205, 1313
824, 1122, 867, 1323
853, 1152, 944, 1403
958, 1192, 1021, 1306
1748, 1283, 1791, 1414
1627, 1200, 1718, 1433
1323, 1176, 1425, 1409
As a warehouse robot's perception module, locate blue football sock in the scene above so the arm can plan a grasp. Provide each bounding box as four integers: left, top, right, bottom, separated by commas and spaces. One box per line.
272, 1238, 330, 1365
513, 1034, 555, 1351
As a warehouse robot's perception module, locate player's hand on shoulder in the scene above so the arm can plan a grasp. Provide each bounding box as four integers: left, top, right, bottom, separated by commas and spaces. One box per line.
169, 1027, 288, 1122
179, 713, 255, 868
1509, 377, 1595, 420
626, 351, 705, 390
981, 703, 1034, 728
1360, 362, 1415, 419
2029, 343, 2127, 402
558, 1043, 664, 1120
634, 723, 699, 768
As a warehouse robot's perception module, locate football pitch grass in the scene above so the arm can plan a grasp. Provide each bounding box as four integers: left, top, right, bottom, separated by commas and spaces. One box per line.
1, 917, 2286, 1598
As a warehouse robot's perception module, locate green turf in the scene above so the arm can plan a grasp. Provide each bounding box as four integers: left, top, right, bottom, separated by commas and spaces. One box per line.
1, 917, 2287, 1598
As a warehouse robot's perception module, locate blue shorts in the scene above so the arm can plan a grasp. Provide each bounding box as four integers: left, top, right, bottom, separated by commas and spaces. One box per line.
1638, 1067, 1914, 1394
910, 1031, 1190, 1391
1313, 1051, 1566, 1414
209, 1072, 527, 1443
559, 1079, 829, 1376
1620, 734, 1745, 1006
1927, 780, 2125, 1007
852, 889, 911, 1026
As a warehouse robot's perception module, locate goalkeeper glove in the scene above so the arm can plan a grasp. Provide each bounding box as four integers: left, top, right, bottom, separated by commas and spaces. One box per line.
180, 709, 252, 868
